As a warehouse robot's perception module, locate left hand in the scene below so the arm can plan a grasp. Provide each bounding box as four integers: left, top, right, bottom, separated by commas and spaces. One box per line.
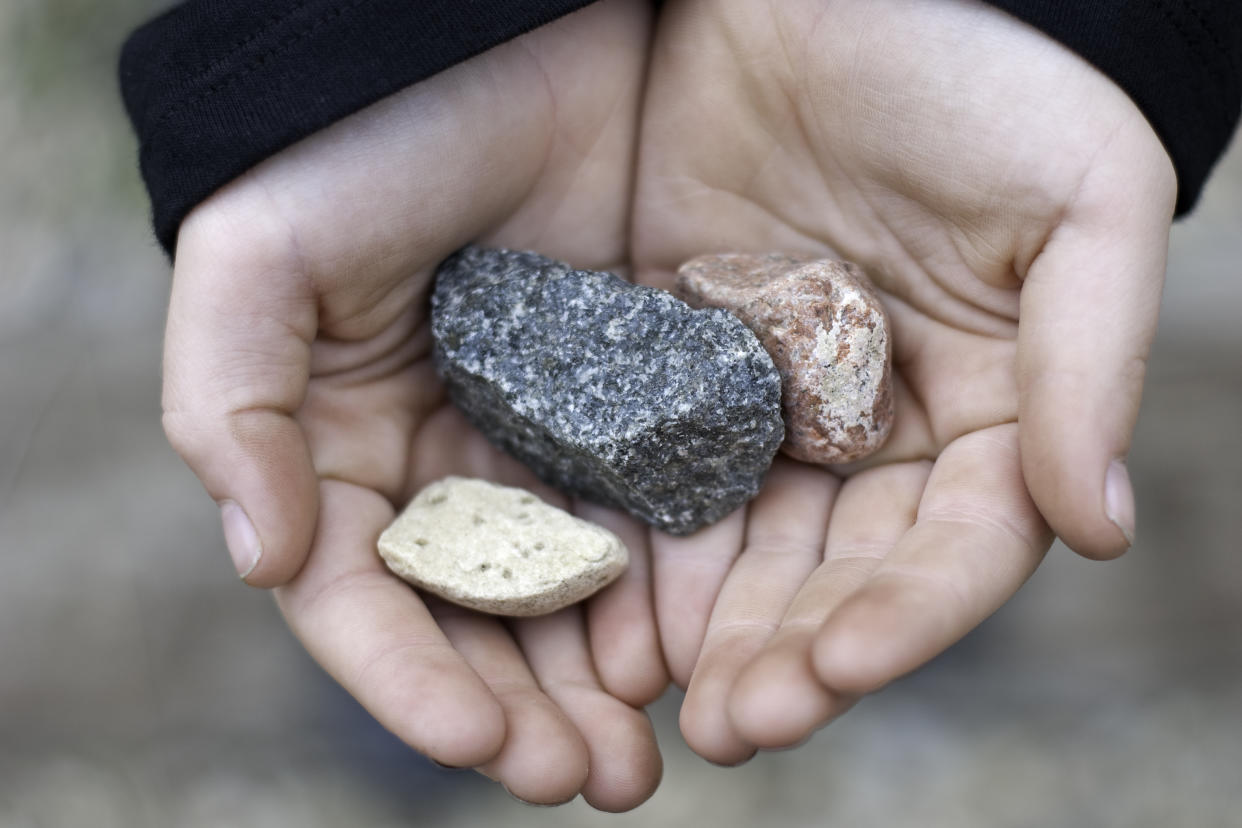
631, 0, 1176, 764
161, 0, 667, 808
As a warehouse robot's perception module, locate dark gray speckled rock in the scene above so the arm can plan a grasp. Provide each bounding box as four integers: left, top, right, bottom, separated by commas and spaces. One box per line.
431, 245, 784, 535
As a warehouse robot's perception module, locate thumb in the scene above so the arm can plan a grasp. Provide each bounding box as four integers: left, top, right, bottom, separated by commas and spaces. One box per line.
162, 204, 319, 587
1016, 128, 1176, 560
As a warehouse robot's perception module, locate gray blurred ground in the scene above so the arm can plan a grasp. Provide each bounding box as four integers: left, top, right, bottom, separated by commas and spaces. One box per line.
2, 3, 1240, 826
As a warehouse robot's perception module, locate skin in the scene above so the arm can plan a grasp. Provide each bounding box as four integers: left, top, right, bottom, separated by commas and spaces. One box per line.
160, 0, 1176, 809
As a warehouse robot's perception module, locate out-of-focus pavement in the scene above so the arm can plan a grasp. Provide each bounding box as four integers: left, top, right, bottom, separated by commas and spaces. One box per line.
2, 4, 1240, 826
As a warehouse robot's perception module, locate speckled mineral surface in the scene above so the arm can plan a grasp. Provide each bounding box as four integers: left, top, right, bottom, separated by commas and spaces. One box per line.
431, 245, 784, 535
378, 477, 628, 616
676, 253, 894, 464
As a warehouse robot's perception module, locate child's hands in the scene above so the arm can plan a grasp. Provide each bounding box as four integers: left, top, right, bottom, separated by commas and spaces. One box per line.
160, 0, 666, 809
631, 0, 1175, 763
158, 0, 1179, 796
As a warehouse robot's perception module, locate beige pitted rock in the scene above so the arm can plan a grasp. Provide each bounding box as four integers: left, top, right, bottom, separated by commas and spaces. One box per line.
675, 253, 894, 464
378, 477, 628, 616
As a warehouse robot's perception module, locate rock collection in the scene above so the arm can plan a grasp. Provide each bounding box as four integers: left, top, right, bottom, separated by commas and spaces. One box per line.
378, 476, 628, 616
431, 245, 784, 535
675, 253, 894, 464
384, 246, 896, 617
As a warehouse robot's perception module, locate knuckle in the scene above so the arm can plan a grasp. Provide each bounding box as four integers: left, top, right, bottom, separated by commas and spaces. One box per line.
161, 407, 213, 467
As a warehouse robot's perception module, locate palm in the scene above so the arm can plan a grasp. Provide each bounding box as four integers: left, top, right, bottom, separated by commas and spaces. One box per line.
629, 0, 1174, 762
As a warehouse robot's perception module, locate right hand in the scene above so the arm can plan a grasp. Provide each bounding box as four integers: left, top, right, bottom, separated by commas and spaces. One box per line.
160, 0, 666, 810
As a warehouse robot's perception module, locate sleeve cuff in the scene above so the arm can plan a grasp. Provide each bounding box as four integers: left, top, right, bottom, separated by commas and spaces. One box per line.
120, 0, 601, 256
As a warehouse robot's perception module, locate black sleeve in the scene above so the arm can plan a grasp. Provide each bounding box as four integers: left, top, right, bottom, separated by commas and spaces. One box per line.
119, 0, 600, 256
984, 0, 1242, 216
120, 1, 1242, 257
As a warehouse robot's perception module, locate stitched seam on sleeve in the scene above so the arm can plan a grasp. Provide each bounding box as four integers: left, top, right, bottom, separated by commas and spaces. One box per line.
146, 0, 371, 140
157, 1, 310, 82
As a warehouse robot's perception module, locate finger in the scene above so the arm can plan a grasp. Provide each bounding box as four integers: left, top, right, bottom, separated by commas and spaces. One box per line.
513, 609, 663, 812
1017, 129, 1176, 559
273, 479, 505, 768
577, 503, 670, 707
164, 211, 319, 586
650, 509, 747, 688
679, 460, 837, 765
813, 424, 1052, 695
728, 461, 930, 749
430, 604, 589, 806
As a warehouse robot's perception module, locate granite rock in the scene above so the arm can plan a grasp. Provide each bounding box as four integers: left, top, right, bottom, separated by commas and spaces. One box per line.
378, 477, 628, 616
676, 253, 894, 464
431, 245, 784, 535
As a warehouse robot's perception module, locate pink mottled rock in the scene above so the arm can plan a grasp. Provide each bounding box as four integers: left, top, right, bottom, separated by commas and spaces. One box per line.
675, 253, 894, 464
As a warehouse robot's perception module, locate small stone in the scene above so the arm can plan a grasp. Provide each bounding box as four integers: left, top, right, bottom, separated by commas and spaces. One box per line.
431, 245, 784, 535
675, 253, 894, 464
378, 477, 628, 616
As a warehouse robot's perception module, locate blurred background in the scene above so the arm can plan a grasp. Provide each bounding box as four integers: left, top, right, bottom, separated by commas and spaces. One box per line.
1, 2, 1239, 826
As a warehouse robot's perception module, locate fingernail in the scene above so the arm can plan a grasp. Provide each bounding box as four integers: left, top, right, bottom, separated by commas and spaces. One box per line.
502, 784, 560, 807
1104, 459, 1136, 547
220, 500, 262, 579
429, 759, 467, 773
